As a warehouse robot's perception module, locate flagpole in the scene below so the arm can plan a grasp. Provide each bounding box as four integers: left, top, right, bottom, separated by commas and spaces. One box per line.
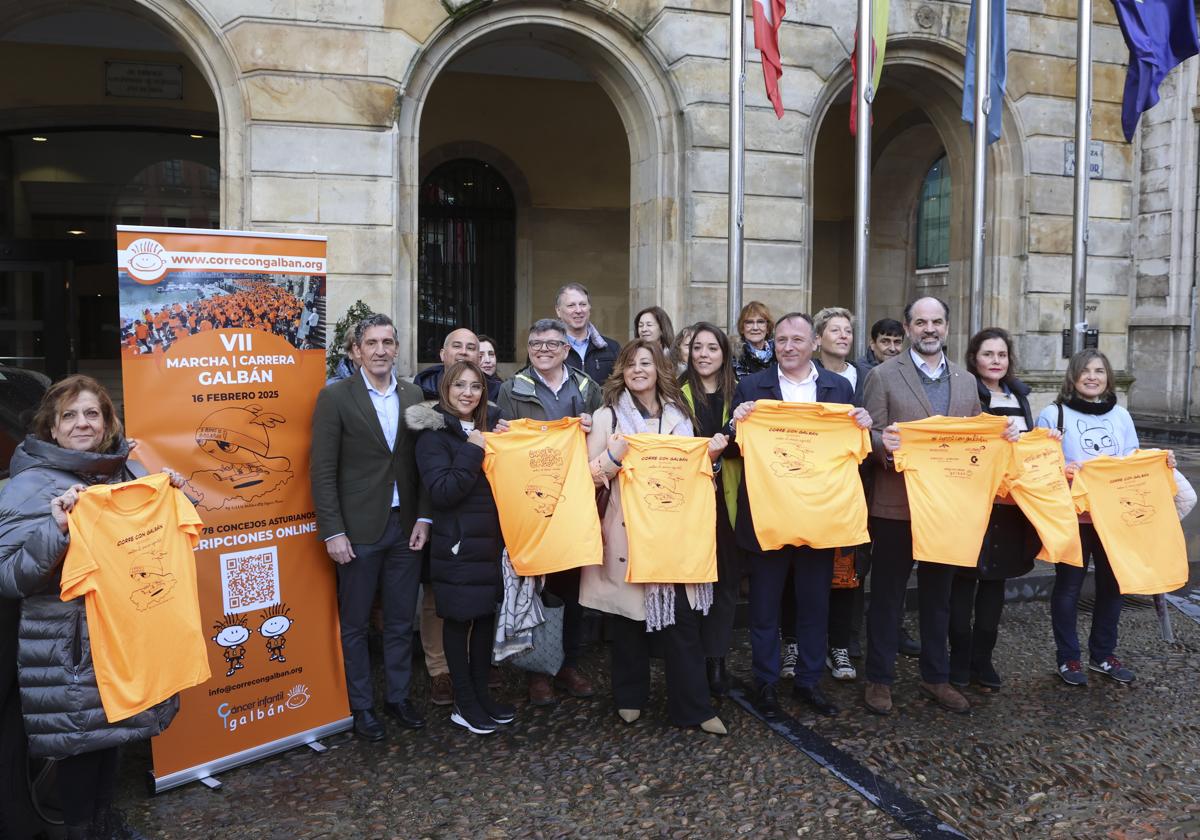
1070, 0, 1093, 354
852, 0, 872, 360
728, 0, 746, 336
969, 0, 991, 338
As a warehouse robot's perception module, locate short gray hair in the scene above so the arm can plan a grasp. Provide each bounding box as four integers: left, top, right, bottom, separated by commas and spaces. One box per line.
529, 318, 568, 338
813, 306, 854, 337
353, 313, 398, 345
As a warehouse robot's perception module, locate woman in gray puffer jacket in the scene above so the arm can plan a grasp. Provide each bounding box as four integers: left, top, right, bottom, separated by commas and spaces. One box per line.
0, 375, 180, 840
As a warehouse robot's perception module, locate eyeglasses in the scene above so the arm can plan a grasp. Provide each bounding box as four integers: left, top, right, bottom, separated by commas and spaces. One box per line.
744, 319, 769, 327
528, 340, 565, 351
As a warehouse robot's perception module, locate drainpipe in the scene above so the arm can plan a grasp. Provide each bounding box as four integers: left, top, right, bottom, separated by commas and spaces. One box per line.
1185, 106, 1200, 422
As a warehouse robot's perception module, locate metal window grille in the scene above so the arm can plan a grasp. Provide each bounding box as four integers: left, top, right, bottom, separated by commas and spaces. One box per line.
417, 159, 516, 362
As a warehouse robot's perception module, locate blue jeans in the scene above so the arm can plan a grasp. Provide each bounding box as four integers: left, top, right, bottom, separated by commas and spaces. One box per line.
748, 546, 833, 689
1050, 524, 1122, 666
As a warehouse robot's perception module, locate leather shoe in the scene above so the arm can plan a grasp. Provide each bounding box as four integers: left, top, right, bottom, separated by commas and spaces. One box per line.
899, 627, 921, 657
352, 709, 385, 741
384, 699, 426, 729
555, 666, 595, 698
863, 681, 892, 716
429, 672, 454, 706
528, 673, 556, 706
706, 657, 729, 696
792, 684, 838, 717
757, 683, 782, 719
918, 681, 970, 714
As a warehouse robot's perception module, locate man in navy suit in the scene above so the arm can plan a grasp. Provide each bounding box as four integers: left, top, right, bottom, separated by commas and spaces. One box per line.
726, 312, 872, 718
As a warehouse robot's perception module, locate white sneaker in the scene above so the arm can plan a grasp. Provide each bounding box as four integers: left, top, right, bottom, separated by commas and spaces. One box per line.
780, 640, 798, 680
826, 648, 857, 681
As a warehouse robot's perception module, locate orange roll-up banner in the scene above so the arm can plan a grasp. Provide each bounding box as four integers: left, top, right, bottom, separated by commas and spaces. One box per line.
115, 226, 350, 792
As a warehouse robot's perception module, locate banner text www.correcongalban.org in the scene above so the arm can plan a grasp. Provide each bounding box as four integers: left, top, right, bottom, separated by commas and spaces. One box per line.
208, 666, 304, 697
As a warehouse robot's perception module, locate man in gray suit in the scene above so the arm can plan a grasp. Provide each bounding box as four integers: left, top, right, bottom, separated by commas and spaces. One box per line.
861, 297, 1017, 717
311, 313, 431, 741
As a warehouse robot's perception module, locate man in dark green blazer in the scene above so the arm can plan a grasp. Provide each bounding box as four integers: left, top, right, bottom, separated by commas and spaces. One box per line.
311, 313, 431, 741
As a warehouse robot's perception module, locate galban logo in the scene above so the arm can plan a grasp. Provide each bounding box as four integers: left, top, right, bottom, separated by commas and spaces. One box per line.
125, 238, 169, 284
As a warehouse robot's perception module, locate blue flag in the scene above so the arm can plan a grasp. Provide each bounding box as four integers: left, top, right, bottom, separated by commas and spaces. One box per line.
963, 0, 1008, 145
1111, 0, 1200, 141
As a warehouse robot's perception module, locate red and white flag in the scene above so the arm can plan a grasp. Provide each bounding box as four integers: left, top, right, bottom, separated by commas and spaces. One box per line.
752, 0, 787, 119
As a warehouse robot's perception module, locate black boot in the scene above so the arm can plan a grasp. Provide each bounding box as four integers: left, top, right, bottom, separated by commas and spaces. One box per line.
948, 628, 972, 688
93, 806, 150, 840
470, 646, 515, 724
706, 657, 729, 696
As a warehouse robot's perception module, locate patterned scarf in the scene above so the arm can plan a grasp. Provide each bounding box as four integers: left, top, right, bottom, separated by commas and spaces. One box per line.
612, 390, 713, 631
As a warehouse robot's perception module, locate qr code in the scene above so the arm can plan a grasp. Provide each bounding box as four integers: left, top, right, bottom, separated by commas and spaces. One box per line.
220, 546, 281, 614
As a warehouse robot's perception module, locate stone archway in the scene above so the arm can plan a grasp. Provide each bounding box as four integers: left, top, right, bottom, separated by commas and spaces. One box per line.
806, 37, 1028, 359
399, 4, 685, 370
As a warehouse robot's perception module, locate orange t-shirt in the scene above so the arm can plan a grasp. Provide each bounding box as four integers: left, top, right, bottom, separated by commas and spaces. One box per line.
1071, 450, 1188, 595
893, 414, 1012, 567
482, 418, 603, 576
1000, 428, 1084, 567
737, 401, 871, 551
617, 433, 717, 584
61, 473, 210, 722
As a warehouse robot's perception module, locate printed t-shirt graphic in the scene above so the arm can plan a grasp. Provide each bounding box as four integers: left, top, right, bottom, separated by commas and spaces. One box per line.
737, 401, 871, 551
1000, 428, 1083, 567
617, 433, 717, 584
61, 472, 211, 723
1071, 450, 1187, 595
893, 414, 1012, 567
483, 417, 603, 576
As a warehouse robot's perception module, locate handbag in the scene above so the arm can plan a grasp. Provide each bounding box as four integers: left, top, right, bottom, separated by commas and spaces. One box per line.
831, 546, 859, 589
507, 589, 565, 676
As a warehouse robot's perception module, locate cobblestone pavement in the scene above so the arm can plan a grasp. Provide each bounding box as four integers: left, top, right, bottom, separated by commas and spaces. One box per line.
115, 596, 1200, 839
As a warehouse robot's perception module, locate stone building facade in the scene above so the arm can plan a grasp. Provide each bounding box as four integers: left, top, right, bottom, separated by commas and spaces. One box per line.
1, 0, 1198, 415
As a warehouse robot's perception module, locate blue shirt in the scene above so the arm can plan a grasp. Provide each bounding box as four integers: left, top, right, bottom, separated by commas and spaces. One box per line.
565, 332, 590, 362
362, 367, 401, 507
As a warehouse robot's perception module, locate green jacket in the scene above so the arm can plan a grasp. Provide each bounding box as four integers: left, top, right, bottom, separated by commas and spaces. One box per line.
496, 365, 602, 421
681, 382, 741, 527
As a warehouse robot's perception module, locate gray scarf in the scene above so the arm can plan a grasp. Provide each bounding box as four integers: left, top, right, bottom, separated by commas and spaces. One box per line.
612, 390, 713, 631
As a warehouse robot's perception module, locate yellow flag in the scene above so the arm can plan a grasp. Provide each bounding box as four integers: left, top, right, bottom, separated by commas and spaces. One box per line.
872, 0, 889, 90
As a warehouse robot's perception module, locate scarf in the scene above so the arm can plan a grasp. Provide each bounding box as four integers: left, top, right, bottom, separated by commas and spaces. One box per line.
1064, 393, 1118, 415
744, 339, 774, 366
612, 390, 713, 631
493, 549, 545, 661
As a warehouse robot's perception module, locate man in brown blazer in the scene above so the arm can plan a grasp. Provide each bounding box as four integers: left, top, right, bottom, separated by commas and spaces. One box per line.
311, 313, 431, 741
860, 297, 1016, 716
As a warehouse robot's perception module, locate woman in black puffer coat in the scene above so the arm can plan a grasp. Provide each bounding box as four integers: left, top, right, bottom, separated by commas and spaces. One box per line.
408, 361, 511, 736
0, 375, 182, 840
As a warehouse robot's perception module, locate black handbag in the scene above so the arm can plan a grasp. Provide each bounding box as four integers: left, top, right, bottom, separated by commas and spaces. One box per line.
976, 504, 1039, 581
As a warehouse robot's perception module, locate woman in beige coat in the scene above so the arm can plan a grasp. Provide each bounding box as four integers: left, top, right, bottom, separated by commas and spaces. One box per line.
580, 339, 728, 733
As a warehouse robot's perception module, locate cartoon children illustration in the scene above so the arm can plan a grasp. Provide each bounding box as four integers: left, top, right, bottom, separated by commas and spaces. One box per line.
258, 602, 294, 663
644, 471, 685, 511
128, 547, 178, 611
525, 475, 566, 517
769, 442, 811, 477
212, 614, 252, 677
185, 405, 294, 510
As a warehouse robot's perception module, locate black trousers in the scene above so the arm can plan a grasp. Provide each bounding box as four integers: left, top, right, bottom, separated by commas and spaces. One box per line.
699, 502, 741, 658
828, 585, 857, 649
443, 613, 494, 715
865, 517, 956, 685
545, 567, 582, 669
337, 511, 422, 709
56, 746, 119, 827
608, 587, 715, 726
949, 574, 1005, 679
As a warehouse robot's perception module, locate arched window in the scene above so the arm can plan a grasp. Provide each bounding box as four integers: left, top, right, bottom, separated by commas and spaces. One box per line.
418, 159, 516, 362
915, 154, 951, 270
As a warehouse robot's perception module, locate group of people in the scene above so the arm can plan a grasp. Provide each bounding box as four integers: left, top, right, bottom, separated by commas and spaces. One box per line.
121, 278, 321, 355
312, 282, 1167, 742
0, 280, 1169, 835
